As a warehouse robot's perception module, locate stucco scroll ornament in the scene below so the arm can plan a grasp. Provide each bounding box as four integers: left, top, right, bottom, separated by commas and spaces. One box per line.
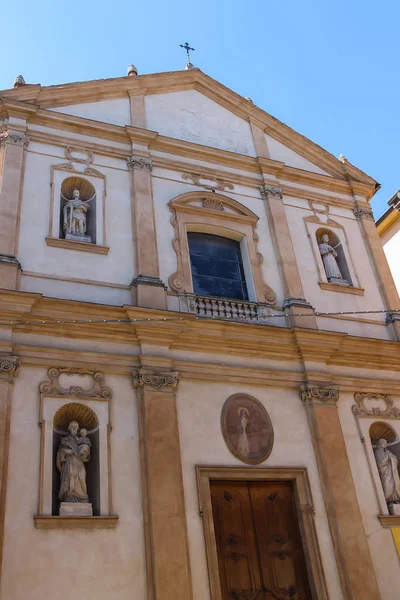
352, 392, 400, 418
182, 172, 234, 193
132, 369, 179, 392
300, 384, 339, 406
168, 211, 184, 292
126, 156, 153, 172
39, 367, 113, 399
0, 132, 30, 148
0, 356, 19, 380
353, 206, 374, 221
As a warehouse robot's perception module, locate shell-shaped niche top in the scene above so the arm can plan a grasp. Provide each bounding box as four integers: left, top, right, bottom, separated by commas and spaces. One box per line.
53, 402, 99, 435
39, 367, 112, 400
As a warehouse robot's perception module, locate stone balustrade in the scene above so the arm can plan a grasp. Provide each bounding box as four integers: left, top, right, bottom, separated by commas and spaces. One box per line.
179, 294, 270, 322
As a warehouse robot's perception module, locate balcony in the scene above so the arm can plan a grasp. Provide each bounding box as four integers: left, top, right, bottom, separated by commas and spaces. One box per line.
178, 293, 271, 322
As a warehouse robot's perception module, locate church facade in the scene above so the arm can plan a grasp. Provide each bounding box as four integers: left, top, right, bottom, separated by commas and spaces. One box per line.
0, 65, 400, 600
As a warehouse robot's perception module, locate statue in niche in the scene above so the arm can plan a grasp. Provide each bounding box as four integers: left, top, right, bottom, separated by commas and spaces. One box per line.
318, 233, 348, 285
374, 438, 400, 510
62, 188, 93, 242
56, 420, 91, 504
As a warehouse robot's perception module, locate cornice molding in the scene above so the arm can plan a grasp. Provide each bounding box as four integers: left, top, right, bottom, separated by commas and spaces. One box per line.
300, 384, 339, 406
0, 356, 19, 381
132, 368, 179, 392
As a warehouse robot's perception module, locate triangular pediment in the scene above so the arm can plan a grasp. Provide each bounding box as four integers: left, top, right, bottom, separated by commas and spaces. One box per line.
0, 69, 377, 186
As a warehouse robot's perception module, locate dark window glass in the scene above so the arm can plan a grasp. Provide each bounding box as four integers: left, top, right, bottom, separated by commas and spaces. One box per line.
188, 232, 248, 300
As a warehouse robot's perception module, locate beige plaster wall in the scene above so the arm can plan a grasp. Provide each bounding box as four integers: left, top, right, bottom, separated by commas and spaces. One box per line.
265, 135, 331, 176
49, 98, 131, 127
17, 143, 134, 303
176, 379, 343, 600
284, 196, 388, 337
1, 367, 146, 600
145, 90, 257, 156
381, 220, 400, 296
338, 392, 400, 599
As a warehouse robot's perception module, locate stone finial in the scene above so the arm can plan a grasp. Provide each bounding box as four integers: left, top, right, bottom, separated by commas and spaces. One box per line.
127, 64, 138, 77
13, 75, 26, 88
338, 154, 347, 163
185, 62, 195, 71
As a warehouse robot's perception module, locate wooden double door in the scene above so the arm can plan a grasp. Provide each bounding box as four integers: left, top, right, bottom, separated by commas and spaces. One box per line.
210, 481, 312, 600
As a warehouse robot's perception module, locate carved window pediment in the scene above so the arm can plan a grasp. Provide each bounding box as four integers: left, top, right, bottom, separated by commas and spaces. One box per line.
168, 191, 275, 305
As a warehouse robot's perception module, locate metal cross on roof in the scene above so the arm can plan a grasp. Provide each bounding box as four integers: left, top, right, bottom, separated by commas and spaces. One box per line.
179, 42, 195, 65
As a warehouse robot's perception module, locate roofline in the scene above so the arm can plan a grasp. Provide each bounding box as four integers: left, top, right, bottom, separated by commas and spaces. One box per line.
0, 68, 379, 188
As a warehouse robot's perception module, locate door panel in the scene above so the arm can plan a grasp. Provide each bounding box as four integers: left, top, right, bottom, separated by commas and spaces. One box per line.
249, 482, 312, 600
210, 481, 312, 600
210, 481, 265, 600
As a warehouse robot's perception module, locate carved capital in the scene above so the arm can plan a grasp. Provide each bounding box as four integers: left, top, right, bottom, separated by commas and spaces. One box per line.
352, 392, 400, 418
0, 356, 19, 381
127, 155, 153, 172
133, 369, 179, 392
260, 185, 283, 200
283, 297, 314, 310
0, 132, 29, 148
353, 206, 374, 221
300, 384, 339, 406
39, 367, 112, 399
386, 311, 400, 325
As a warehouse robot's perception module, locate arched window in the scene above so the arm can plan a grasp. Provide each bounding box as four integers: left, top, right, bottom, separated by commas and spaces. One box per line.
188, 232, 248, 300
316, 228, 352, 286
60, 176, 96, 244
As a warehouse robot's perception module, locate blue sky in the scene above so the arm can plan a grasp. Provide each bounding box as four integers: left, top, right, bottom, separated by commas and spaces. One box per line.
2, 0, 398, 216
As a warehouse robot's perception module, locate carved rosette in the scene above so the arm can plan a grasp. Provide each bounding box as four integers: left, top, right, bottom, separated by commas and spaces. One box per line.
0, 132, 30, 148
126, 156, 153, 172
39, 367, 112, 399
300, 384, 339, 406
0, 356, 19, 381
260, 185, 283, 200
353, 206, 374, 221
132, 369, 179, 392
352, 392, 400, 418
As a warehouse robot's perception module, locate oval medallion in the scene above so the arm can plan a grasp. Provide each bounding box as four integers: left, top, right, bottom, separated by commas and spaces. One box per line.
221, 394, 274, 464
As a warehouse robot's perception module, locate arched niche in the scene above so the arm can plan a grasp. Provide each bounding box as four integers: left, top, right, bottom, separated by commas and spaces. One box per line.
315, 227, 353, 286
60, 176, 97, 243
52, 402, 100, 516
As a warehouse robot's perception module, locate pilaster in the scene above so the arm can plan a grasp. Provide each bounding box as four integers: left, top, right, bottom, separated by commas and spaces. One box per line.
260, 185, 317, 328
300, 383, 381, 600
0, 356, 19, 581
0, 131, 29, 289
133, 368, 192, 600
127, 156, 167, 310
353, 205, 400, 340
